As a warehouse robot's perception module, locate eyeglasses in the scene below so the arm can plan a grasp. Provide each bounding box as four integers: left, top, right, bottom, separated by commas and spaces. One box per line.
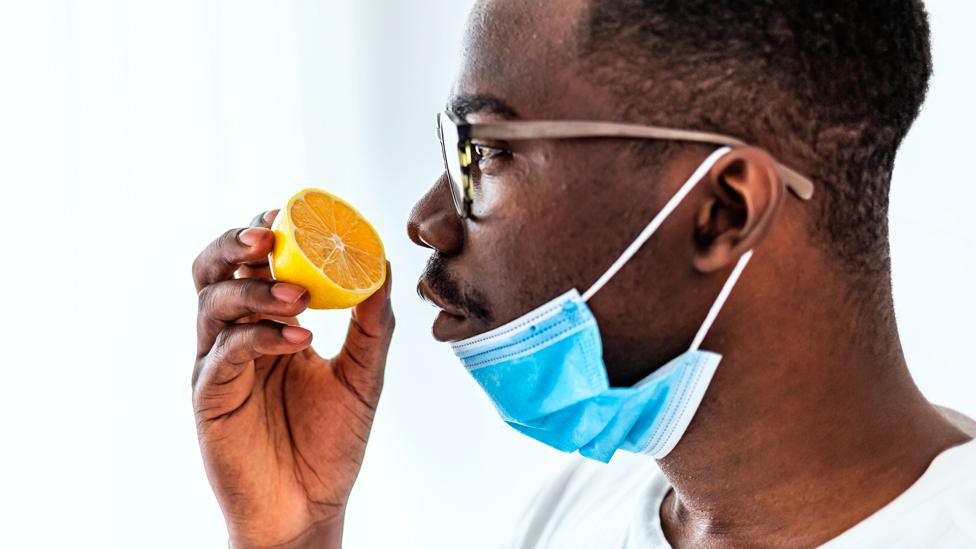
435, 111, 814, 219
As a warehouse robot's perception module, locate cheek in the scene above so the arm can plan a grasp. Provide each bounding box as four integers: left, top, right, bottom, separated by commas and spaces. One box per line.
470, 160, 530, 217
464, 163, 630, 324
462, 203, 561, 324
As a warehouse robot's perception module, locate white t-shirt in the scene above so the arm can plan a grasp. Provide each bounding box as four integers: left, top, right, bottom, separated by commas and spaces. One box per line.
512, 439, 976, 548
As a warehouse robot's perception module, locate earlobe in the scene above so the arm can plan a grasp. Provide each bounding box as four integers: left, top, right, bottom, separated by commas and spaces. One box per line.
692, 147, 785, 273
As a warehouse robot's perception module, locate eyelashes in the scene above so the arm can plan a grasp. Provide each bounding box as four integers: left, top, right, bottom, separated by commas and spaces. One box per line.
472, 143, 511, 172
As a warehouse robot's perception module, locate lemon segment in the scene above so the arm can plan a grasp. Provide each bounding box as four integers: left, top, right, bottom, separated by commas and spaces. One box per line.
269, 188, 386, 310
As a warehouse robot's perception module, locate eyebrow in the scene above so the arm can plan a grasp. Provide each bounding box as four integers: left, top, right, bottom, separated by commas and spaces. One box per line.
447, 93, 520, 120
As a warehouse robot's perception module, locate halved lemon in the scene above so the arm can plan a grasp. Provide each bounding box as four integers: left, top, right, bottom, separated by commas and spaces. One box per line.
269, 188, 386, 309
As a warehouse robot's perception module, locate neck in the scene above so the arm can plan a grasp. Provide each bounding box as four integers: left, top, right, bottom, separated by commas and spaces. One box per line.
656, 262, 971, 546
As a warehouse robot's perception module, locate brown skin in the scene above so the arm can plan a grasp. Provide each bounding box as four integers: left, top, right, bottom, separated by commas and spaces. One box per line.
194, 0, 971, 547
411, 0, 973, 547
192, 210, 394, 549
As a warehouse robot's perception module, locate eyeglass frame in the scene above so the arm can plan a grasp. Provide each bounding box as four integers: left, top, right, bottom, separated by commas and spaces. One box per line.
435, 110, 815, 219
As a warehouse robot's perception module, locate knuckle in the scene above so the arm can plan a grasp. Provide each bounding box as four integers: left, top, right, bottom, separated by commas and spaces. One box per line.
211, 328, 244, 365
219, 227, 243, 248
236, 276, 260, 295
208, 333, 228, 365
191, 252, 211, 286
217, 228, 245, 261
197, 285, 216, 312
220, 323, 270, 365
235, 278, 267, 310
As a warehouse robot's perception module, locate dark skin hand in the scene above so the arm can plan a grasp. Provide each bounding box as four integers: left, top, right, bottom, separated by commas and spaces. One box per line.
193, 0, 970, 546
191, 210, 394, 549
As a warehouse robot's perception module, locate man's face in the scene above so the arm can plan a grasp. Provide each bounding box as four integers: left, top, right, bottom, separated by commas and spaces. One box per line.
408, 0, 718, 386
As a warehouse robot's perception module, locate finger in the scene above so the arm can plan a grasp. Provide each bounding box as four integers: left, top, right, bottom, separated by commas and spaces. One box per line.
197, 278, 309, 356
193, 321, 313, 418
351, 261, 395, 338
206, 320, 312, 384
238, 209, 280, 280
192, 224, 275, 292
335, 262, 395, 399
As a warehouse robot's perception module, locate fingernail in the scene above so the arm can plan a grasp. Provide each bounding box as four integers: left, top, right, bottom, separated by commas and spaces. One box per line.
238, 228, 263, 247
282, 325, 311, 343
271, 283, 306, 304
263, 210, 279, 224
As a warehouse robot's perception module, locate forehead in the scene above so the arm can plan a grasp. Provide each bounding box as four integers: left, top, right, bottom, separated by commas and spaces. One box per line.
451, 0, 616, 121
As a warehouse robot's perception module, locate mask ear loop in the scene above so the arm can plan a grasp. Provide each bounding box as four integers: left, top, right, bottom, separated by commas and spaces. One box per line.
688, 249, 753, 351
581, 146, 733, 303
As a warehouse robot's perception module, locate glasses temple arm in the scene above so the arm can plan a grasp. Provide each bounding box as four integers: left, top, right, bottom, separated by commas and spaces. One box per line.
472, 120, 814, 201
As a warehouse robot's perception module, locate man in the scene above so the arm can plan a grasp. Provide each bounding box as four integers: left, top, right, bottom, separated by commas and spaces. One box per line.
191, 0, 976, 547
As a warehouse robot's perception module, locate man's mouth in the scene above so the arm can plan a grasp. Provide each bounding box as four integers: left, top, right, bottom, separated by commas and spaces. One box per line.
417, 280, 466, 316
417, 279, 474, 342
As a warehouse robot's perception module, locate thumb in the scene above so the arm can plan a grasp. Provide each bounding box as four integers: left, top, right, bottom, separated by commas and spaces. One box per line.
334, 261, 395, 397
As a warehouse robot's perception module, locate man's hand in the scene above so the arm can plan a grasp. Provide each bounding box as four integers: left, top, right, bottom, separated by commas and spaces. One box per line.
191, 210, 395, 549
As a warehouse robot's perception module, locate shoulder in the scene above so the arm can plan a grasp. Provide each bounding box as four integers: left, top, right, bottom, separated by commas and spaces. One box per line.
510, 452, 667, 549
895, 439, 976, 543
824, 439, 976, 548
936, 405, 976, 437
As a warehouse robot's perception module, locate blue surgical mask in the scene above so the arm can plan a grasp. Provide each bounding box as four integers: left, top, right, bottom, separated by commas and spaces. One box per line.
450, 147, 753, 463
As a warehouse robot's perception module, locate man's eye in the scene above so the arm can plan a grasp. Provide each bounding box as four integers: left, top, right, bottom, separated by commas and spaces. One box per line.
473, 144, 508, 164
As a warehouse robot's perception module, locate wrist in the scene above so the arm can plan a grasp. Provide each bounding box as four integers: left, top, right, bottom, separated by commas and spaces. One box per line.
229, 514, 345, 549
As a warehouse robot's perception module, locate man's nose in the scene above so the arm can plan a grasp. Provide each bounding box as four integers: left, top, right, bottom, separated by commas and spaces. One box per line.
407, 174, 464, 255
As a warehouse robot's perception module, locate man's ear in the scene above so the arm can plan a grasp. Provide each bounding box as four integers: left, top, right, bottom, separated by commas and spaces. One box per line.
693, 147, 785, 273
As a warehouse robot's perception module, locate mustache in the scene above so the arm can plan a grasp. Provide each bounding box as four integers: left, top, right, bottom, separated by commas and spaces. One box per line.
418, 255, 493, 323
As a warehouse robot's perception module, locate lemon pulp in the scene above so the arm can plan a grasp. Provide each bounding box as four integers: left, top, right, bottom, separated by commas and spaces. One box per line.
270, 188, 386, 309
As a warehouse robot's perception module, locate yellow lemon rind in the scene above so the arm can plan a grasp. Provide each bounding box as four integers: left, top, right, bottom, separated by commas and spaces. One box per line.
269, 187, 387, 310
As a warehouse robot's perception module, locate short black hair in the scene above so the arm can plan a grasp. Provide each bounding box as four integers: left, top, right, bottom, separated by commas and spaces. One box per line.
579, 0, 933, 274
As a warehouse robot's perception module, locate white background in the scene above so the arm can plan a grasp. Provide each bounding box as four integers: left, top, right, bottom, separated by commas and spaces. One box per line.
0, 1, 972, 547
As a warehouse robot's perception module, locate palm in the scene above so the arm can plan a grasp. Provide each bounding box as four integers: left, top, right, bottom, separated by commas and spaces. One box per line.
200, 331, 386, 544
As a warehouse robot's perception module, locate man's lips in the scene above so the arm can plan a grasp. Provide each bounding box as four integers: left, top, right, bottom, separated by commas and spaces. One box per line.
417, 279, 466, 319
417, 279, 475, 342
